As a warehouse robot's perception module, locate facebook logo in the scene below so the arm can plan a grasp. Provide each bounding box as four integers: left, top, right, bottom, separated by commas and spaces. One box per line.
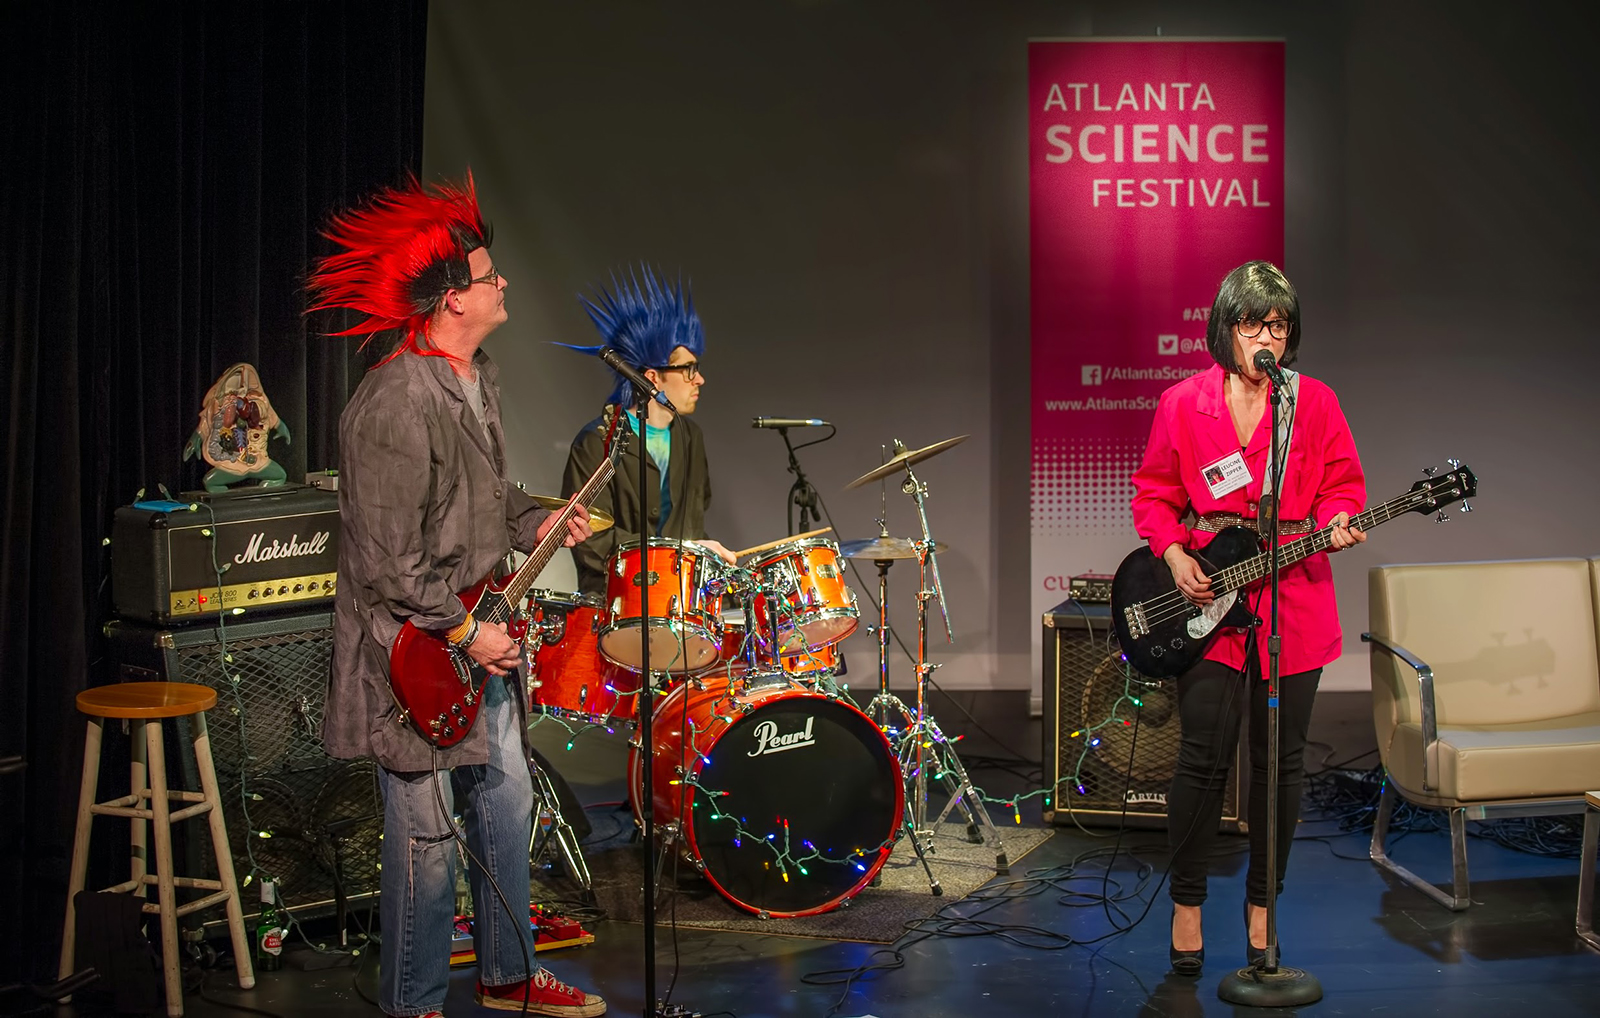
1082, 365, 1102, 386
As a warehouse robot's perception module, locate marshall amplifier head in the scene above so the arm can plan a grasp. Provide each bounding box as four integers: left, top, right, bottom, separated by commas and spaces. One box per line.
112, 484, 340, 624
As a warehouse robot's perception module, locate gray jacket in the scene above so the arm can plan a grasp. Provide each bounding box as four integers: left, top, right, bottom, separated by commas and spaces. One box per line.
324, 349, 549, 772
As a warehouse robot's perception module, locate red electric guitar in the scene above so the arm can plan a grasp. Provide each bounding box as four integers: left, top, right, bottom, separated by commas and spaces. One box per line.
388, 428, 625, 747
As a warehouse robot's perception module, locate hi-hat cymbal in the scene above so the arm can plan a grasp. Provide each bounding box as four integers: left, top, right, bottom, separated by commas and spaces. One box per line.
528, 496, 614, 534
844, 435, 968, 490
838, 536, 947, 560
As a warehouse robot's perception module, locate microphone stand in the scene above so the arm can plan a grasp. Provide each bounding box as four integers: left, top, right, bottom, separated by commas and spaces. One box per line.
634, 389, 662, 1018
779, 427, 819, 536
1218, 372, 1321, 1007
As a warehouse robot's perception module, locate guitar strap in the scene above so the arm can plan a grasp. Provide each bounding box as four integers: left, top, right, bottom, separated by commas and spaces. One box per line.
1260, 370, 1299, 530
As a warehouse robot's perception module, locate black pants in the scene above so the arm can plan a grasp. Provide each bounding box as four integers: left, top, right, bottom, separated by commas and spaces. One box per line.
1166, 657, 1321, 907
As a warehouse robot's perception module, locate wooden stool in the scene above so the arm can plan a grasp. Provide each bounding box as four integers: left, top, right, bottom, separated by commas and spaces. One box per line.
59, 682, 255, 1016
1580, 790, 1600, 952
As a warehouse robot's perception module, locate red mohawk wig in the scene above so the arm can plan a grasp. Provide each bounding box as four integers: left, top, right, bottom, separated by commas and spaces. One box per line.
307, 171, 490, 362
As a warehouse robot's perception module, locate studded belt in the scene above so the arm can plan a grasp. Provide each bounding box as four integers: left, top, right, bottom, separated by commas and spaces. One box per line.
1193, 511, 1317, 536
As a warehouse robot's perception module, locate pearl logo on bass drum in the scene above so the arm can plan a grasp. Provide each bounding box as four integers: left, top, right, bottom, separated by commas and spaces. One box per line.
748, 717, 817, 757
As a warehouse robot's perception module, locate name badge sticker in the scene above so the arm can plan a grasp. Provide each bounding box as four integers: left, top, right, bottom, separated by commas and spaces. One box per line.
1200, 450, 1252, 499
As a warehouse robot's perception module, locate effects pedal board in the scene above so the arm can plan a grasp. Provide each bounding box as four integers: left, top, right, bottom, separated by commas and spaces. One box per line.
449, 904, 594, 966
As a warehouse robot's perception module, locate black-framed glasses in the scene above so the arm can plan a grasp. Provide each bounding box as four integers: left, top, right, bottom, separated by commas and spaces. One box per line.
466, 267, 501, 287
1236, 316, 1292, 340
654, 361, 702, 380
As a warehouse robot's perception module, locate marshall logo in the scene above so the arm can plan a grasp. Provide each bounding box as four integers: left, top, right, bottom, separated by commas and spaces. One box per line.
748, 717, 816, 757
235, 530, 332, 566
1126, 790, 1168, 807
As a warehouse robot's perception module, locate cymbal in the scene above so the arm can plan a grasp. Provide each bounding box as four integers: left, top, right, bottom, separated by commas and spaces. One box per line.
528, 495, 614, 534
844, 435, 968, 490
838, 536, 947, 560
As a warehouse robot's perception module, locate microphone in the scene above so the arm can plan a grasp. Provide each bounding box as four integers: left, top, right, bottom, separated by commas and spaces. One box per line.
598, 348, 676, 413
1252, 349, 1291, 389
752, 417, 830, 429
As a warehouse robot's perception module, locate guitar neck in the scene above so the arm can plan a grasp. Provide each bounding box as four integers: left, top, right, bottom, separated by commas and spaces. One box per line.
476, 455, 616, 625
1213, 490, 1422, 595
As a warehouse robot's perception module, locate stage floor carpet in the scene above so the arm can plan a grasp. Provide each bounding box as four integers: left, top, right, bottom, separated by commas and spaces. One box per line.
50, 691, 1600, 1018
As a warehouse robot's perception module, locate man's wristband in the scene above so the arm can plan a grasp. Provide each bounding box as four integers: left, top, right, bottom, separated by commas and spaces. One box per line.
446, 615, 478, 648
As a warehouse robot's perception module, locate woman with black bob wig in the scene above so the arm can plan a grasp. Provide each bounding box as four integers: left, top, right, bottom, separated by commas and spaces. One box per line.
1130, 259, 1367, 975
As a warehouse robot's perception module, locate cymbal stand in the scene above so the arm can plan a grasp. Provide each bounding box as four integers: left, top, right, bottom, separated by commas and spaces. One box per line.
896, 458, 1008, 872
852, 528, 940, 895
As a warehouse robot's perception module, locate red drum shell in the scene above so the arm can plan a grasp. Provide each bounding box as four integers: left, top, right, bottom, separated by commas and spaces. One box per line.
599, 539, 725, 673
528, 592, 643, 729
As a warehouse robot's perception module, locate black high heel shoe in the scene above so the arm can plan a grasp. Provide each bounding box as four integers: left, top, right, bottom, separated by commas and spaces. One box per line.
1170, 906, 1204, 976
1244, 900, 1270, 967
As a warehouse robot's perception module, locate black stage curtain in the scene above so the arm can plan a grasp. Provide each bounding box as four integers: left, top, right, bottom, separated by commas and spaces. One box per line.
0, 0, 427, 985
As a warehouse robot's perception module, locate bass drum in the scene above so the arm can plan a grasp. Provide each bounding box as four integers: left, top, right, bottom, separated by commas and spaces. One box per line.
630, 678, 903, 918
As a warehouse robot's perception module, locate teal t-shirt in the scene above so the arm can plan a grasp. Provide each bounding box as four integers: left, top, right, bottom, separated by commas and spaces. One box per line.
625, 412, 672, 534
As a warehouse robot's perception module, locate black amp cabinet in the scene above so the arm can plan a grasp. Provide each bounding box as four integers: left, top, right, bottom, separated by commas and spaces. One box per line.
1041, 599, 1244, 833
103, 610, 381, 926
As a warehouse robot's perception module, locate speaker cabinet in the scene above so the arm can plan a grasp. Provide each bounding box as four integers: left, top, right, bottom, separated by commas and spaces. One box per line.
103, 611, 382, 924
1041, 599, 1244, 832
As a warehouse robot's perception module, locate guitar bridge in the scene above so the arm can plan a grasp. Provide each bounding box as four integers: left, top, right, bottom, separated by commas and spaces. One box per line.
1124, 602, 1150, 639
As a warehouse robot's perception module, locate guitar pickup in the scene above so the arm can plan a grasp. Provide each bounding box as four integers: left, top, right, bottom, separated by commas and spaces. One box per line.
1124, 602, 1150, 639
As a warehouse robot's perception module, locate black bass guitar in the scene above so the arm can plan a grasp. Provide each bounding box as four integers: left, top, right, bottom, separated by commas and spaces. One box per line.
1110, 462, 1476, 678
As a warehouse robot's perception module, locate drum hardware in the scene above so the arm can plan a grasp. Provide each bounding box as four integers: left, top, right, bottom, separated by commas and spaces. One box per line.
528, 755, 594, 900
847, 439, 1009, 874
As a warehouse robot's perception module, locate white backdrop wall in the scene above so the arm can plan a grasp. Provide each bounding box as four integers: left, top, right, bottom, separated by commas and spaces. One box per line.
422, 1, 1600, 698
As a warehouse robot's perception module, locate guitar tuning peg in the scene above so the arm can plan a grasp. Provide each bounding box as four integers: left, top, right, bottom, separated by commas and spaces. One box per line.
1436, 509, 1451, 523
1459, 500, 1473, 513
1423, 465, 1437, 476
1447, 457, 1462, 470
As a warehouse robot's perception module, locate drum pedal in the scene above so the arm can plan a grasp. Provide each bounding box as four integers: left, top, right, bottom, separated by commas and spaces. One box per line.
653, 1004, 703, 1018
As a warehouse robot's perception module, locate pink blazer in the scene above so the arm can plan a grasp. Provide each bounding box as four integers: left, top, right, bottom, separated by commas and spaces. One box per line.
1131, 364, 1366, 677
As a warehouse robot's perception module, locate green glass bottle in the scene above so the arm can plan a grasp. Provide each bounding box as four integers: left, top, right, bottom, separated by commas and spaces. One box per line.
254, 879, 285, 971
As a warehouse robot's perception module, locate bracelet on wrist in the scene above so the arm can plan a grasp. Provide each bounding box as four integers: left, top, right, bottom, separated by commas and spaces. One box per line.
446, 615, 477, 648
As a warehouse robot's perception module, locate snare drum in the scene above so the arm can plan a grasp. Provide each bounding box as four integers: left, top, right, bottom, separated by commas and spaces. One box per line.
527, 590, 643, 729
746, 536, 858, 651
630, 676, 903, 917
599, 539, 725, 674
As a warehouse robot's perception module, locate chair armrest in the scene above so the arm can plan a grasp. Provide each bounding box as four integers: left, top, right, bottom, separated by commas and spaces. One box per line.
1362, 632, 1439, 792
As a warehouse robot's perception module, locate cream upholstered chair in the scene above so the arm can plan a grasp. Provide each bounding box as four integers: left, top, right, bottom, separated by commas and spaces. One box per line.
1364, 557, 1600, 910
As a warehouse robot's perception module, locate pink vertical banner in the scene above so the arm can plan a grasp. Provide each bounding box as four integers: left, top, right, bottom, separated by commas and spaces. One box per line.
1028, 40, 1284, 700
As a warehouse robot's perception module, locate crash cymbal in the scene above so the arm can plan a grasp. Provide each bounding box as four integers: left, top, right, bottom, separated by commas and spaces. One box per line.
528, 495, 614, 534
838, 536, 947, 560
844, 435, 968, 490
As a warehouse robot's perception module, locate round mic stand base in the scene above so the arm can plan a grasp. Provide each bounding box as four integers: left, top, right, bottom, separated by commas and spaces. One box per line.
1217, 963, 1324, 1008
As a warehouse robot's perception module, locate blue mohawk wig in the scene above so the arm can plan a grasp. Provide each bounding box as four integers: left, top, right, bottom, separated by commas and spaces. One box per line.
557, 265, 705, 408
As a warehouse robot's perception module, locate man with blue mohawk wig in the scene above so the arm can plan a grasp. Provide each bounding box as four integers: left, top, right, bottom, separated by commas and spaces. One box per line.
561, 267, 735, 596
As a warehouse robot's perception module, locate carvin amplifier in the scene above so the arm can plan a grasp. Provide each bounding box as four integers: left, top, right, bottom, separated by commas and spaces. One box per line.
112, 484, 340, 623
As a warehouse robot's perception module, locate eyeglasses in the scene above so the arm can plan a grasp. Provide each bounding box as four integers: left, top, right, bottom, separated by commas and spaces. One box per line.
466, 267, 501, 287
654, 361, 702, 381
1236, 317, 1292, 340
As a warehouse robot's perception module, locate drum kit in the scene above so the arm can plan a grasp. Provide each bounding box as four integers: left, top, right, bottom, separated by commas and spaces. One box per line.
519, 434, 1006, 919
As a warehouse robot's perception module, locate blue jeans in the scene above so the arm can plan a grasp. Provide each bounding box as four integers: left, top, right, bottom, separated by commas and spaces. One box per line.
377, 675, 537, 1016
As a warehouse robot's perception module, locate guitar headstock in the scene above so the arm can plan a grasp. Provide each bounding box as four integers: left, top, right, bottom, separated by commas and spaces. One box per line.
1408, 460, 1476, 520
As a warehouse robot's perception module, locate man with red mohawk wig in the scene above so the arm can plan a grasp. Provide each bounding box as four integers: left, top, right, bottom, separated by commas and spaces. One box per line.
310, 174, 605, 1018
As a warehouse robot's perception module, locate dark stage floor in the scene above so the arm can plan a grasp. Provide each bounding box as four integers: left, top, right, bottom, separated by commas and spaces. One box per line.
47, 691, 1600, 1018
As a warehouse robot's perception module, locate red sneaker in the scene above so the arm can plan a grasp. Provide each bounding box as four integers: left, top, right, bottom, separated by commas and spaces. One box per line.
475, 968, 605, 1016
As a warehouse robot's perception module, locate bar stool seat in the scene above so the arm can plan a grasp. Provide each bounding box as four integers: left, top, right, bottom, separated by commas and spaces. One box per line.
60, 681, 255, 1016
1580, 791, 1600, 952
